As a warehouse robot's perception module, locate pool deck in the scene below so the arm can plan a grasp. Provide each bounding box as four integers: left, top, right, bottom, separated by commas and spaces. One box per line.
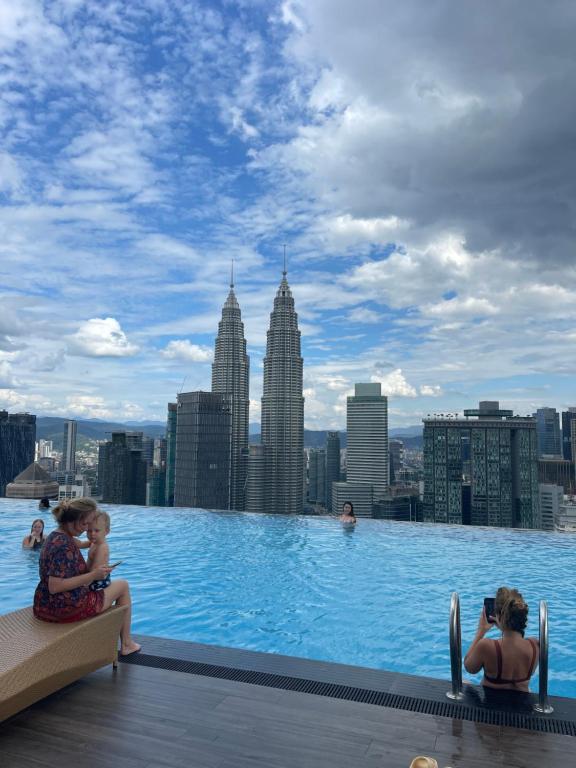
1, 636, 575, 768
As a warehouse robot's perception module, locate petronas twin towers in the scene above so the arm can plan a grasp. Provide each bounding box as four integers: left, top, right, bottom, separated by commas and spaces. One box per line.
211, 268, 304, 514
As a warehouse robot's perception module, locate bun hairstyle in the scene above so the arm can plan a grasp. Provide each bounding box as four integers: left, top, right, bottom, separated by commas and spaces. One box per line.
495, 586, 529, 636
52, 497, 98, 525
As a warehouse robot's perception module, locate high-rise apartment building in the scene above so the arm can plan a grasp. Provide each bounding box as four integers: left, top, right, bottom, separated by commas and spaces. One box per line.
389, 439, 404, 484
325, 431, 341, 512
98, 432, 146, 505
0, 411, 36, 496
165, 403, 177, 506
142, 436, 155, 467
346, 383, 389, 499
308, 448, 326, 505
62, 420, 77, 472
562, 407, 576, 461
248, 270, 304, 514
538, 456, 574, 493
174, 391, 231, 510
538, 483, 563, 532
423, 401, 540, 528
36, 439, 53, 460
245, 445, 268, 514
212, 277, 249, 511
535, 407, 562, 458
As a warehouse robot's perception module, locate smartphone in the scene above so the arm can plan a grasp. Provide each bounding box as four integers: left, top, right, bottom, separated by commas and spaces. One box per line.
109, 560, 123, 569
484, 597, 496, 624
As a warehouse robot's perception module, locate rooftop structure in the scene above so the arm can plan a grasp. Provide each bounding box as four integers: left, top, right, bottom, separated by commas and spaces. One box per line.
5, 461, 59, 499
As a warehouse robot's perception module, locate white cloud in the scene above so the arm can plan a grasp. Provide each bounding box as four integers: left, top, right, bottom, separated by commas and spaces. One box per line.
347, 307, 381, 324
65, 395, 113, 420
315, 213, 409, 252
420, 384, 443, 397
161, 340, 213, 363
0, 361, 18, 388
0, 152, 23, 195
68, 318, 139, 358
374, 368, 417, 398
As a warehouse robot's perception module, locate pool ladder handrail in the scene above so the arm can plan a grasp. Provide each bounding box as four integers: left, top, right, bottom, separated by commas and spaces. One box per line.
534, 600, 553, 714
446, 591, 464, 701
446, 594, 553, 712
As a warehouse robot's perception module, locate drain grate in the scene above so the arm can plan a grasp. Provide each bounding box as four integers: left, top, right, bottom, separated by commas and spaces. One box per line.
120, 652, 576, 736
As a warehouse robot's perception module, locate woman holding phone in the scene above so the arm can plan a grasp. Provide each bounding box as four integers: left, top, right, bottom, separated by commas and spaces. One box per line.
464, 586, 539, 692
33, 498, 140, 656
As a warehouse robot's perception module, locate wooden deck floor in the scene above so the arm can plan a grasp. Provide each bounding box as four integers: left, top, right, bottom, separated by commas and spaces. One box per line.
1, 662, 574, 768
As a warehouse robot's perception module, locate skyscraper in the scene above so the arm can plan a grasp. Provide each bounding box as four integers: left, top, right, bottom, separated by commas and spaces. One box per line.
165, 402, 177, 506
98, 432, 146, 505
423, 401, 540, 528
0, 411, 36, 497
62, 420, 77, 472
535, 407, 562, 457
174, 391, 231, 510
346, 383, 389, 499
561, 408, 576, 461
325, 431, 341, 512
249, 269, 304, 514
212, 274, 249, 510
308, 448, 326, 505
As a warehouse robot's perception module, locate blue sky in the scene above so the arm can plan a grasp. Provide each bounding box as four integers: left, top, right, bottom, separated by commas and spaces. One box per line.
1, 0, 576, 428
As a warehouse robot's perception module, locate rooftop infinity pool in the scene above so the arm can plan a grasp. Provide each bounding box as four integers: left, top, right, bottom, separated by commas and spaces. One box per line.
2, 498, 575, 697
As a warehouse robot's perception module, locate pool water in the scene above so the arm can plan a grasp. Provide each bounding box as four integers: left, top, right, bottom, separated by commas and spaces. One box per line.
2, 499, 575, 698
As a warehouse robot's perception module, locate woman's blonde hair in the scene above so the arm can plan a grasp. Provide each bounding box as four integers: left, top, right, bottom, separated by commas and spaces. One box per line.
495, 586, 529, 636
52, 497, 98, 525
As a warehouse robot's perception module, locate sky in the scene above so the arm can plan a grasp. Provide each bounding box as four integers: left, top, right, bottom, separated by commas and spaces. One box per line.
1, 0, 576, 429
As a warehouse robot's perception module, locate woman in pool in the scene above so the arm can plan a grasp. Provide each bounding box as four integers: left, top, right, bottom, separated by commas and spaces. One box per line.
33, 497, 141, 656
38, 497, 51, 510
339, 501, 356, 524
464, 586, 538, 692
22, 519, 47, 550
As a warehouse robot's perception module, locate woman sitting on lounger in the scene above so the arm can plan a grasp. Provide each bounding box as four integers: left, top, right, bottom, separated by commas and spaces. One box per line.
464, 586, 538, 692
33, 497, 141, 656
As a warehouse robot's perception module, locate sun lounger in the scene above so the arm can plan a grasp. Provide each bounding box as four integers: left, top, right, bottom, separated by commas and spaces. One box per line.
0, 605, 126, 722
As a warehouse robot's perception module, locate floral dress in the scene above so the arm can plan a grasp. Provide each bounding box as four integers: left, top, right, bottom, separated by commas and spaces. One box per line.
33, 531, 104, 622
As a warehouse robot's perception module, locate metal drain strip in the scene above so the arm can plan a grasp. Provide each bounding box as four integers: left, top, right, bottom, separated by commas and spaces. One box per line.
120, 652, 576, 736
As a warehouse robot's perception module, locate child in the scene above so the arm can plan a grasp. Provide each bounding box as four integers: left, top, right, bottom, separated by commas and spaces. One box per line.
86, 511, 113, 591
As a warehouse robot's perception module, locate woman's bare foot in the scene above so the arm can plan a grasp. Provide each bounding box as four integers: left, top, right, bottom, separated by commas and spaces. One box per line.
120, 640, 142, 656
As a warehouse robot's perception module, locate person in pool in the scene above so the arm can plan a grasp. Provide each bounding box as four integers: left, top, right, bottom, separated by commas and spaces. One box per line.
33, 497, 141, 656
38, 497, 51, 510
464, 586, 539, 692
22, 519, 47, 550
339, 501, 357, 524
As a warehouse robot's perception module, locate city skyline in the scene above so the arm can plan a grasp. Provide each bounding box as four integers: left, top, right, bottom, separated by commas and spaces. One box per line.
1, 2, 576, 428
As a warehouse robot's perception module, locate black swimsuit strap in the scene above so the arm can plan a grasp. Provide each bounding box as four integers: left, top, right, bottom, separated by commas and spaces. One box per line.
485, 638, 536, 685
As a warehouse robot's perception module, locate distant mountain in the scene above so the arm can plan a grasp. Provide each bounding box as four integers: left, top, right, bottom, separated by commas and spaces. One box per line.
36, 417, 165, 450
389, 425, 424, 438
249, 426, 422, 450
124, 420, 166, 427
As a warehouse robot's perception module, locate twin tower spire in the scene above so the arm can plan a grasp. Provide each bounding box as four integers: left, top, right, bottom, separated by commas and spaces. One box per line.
211, 260, 304, 514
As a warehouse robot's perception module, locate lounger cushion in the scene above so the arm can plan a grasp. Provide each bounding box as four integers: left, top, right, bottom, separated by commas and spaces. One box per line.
0, 605, 126, 722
